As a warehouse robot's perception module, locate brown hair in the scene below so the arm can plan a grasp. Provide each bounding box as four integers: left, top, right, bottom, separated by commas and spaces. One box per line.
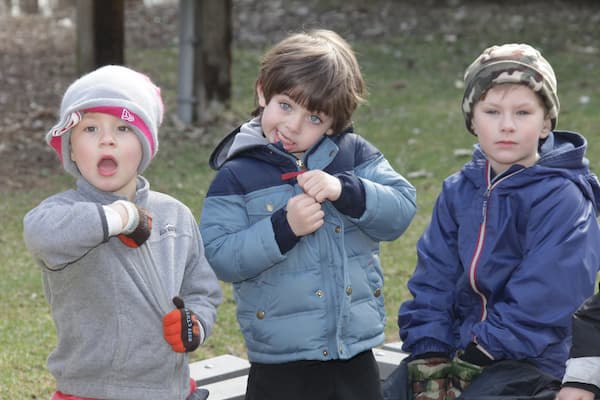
477, 83, 549, 116
253, 29, 365, 134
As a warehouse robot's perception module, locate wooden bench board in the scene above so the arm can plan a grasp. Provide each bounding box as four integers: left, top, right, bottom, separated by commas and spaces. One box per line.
200, 375, 248, 400
190, 354, 250, 385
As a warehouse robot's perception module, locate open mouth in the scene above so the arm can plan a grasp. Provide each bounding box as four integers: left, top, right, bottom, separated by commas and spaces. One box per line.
97, 156, 118, 176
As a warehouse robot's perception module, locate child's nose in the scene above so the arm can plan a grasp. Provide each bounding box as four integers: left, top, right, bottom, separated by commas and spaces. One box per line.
500, 113, 516, 132
286, 112, 303, 134
98, 129, 117, 145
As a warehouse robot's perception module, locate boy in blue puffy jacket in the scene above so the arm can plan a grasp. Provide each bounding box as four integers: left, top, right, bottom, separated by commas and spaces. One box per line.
384, 43, 600, 400
200, 29, 417, 400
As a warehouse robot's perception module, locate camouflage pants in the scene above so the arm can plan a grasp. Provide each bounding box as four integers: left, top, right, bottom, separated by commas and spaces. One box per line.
407, 356, 483, 400
382, 358, 560, 400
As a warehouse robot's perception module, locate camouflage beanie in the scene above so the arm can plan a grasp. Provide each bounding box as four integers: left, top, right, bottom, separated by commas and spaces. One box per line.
462, 43, 559, 135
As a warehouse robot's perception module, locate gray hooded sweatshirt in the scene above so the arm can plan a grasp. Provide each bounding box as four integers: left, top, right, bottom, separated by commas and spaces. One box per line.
24, 176, 222, 400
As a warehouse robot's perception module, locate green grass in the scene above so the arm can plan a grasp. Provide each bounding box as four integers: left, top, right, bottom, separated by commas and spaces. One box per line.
3, 5, 600, 396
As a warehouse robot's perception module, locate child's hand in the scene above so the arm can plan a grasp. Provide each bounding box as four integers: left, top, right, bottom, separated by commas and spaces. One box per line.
297, 170, 342, 203
555, 387, 595, 400
163, 296, 202, 353
286, 193, 324, 236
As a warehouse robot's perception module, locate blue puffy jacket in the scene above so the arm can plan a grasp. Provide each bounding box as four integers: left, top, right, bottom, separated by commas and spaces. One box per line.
200, 118, 417, 363
399, 130, 600, 379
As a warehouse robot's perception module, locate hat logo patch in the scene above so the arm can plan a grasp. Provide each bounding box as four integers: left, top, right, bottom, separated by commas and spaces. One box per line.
121, 108, 135, 122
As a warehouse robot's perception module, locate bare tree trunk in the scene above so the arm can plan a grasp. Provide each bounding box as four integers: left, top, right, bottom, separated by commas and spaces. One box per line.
197, 0, 232, 111
52, 0, 75, 12
93, 0, 124, 66
20, 0, 39, 14
1, 0, 12, 15
177, 0, 232, 124
76, 0, 124, 74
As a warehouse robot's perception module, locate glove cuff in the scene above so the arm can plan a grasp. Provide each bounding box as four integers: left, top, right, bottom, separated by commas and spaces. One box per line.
197, 318, 206, 345
114, 200, 139, 234
459, 342, 494, 366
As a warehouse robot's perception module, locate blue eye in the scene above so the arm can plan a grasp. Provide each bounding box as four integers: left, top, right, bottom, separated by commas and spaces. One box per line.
279, 102, 291, 111
309, 115, 322, 124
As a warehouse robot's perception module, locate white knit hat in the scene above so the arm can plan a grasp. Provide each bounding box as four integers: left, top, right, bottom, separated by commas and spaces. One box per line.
47, 65, 164, 177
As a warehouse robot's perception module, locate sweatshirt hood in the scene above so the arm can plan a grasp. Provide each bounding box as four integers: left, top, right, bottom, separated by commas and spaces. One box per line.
209, 118, 268, 170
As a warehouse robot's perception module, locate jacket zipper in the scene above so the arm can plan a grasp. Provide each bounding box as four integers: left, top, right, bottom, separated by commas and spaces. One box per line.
280, 158, 307, 181
468, 163, 524, 321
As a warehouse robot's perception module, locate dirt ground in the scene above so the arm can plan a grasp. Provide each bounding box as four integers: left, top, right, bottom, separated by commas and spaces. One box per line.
1, 0, 598, 192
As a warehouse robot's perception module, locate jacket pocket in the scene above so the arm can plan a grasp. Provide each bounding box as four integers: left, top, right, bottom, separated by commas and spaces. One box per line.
245, 186, 293, 224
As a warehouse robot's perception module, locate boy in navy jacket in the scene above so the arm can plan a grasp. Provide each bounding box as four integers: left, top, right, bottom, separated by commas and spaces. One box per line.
385, 44, 600, 400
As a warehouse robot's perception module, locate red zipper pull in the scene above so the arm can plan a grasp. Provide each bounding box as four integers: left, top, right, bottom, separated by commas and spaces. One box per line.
281, 170, 305, 181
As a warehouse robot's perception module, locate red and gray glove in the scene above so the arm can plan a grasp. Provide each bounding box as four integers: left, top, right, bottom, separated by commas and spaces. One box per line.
163, 296, 202, 353
114, 200, 153, 248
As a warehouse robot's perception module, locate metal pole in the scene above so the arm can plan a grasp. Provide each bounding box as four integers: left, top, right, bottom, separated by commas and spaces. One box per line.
176, 0, 197, 124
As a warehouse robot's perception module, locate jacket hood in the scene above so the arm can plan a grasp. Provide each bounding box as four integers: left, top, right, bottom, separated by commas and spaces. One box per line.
209, 118, 268, 170
467, 130, 600, 212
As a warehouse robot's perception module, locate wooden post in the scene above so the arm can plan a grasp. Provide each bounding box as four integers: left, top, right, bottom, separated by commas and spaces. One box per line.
76, 0, 124, 74
196, 0, 231, 121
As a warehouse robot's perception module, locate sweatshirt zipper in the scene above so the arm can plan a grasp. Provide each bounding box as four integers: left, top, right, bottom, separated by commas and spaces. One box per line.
468, 164, 525, 321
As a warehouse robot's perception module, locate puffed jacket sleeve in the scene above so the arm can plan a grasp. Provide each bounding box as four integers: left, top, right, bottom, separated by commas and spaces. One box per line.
200, 167, 288, 283
347, 154, 417, 241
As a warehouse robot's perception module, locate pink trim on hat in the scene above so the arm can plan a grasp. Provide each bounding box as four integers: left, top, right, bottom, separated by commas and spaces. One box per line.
49, 111, 82, 161
49, 135, 64, 161
84, 106, 155, 156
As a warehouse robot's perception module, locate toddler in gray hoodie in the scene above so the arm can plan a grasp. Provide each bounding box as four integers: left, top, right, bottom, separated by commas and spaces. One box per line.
24, 65, 222, 400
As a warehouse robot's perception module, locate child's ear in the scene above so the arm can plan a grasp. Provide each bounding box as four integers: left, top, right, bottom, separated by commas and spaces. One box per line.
256, 83, 266, 107
69, 138, 77, 163
540, 118, 552, 138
